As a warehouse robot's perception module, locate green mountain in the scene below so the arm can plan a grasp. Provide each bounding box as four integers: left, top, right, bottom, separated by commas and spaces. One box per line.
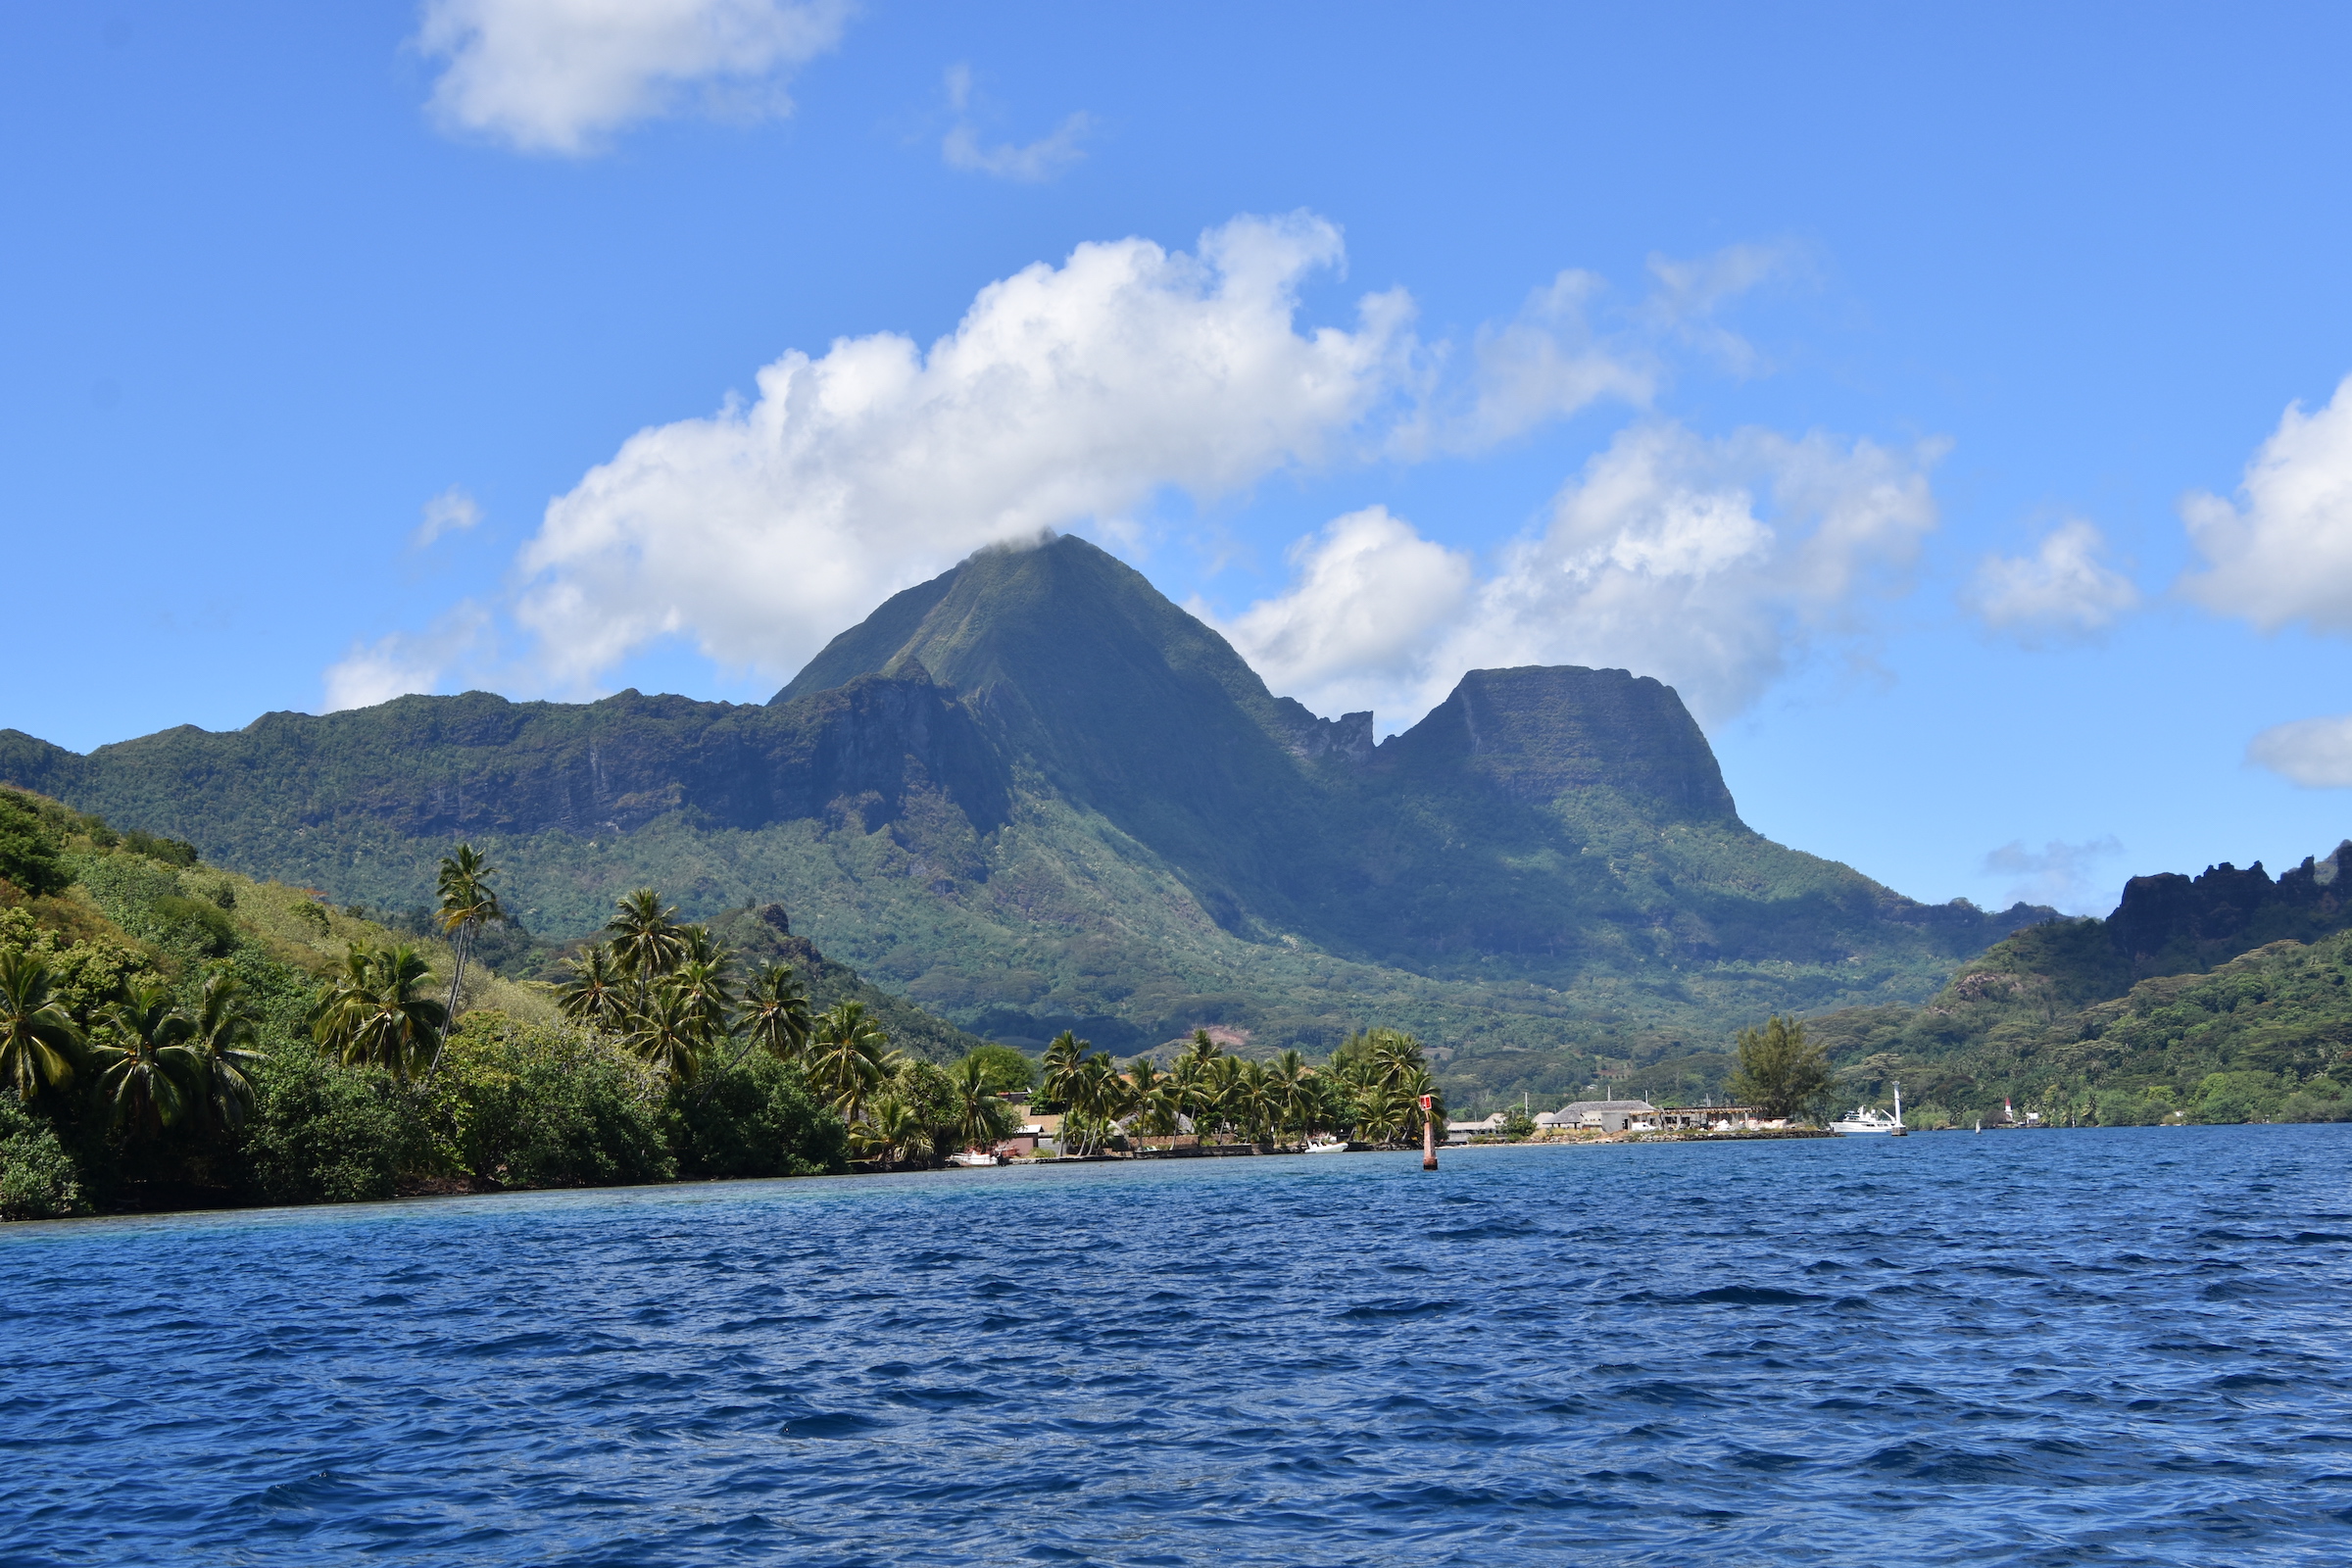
0, 534, 2049, 1107
1790, 847, 2352, 1125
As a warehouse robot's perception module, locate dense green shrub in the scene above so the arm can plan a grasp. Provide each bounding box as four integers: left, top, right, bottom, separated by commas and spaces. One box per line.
667, 1052, 848, 1179
434, 1012, 675, 1189
239, 1050, 404, 1204
147, 894, 240, 957
0, 1097, 86, 1219
0, 792, 71, 899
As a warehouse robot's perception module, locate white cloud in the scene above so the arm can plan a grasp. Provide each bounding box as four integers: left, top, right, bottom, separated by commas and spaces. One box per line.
321, 604, 493, 711
941, 64, 1091, 181
2248, 713, 2352, 788
1446, 270, 1655, 451
1200, 508, 1473, 719
1220, 421, 1942, 729
2179, 372, 2352, 631
415, 0, 850, 155
1982, 836, 2123, 914
513, 213, 1414, 690
1966, 518, 2140, 639
414, 485, 484, 547
1638, 241, 1802, 376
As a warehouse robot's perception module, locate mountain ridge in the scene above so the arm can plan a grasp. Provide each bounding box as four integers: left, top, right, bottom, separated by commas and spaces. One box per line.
2, 535, 2051, 1102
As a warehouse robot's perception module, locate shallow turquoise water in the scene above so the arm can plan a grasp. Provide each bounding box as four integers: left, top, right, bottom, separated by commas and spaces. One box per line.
4, 1127, 2350, 1565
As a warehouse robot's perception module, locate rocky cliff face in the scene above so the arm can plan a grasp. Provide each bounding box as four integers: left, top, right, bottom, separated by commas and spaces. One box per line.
3, 671, 1008, 848
1379, 665, 1740, 821
2106, 843, 2352, 971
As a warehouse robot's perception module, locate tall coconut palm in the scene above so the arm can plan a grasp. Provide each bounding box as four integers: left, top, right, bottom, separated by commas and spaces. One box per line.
948, 1053, 1015, 1152
1269, 1050, 1312, 1144
606, 888, 687, 982
1369, 1027, 1427, 1090
853, 1093, 933, 1171
95, 982, 199, 1138
807, 1001, 893, 1120
1356, 1081, 1411, 1147
556, 943, 628, 1031
313, 944, 447, 1085
620, 981, 707, 1084
431, 844, 503, 1042
667, 953, 736, 1045
1067, 1052, 1124, 1154
185, 971, 264, 1134
0, 950, 81, 1102
1041, 1029, 1087, 1106
705, 961, 809, 1083
1398, 1064, 1446, 1141
1232, 1058, 1271, 1143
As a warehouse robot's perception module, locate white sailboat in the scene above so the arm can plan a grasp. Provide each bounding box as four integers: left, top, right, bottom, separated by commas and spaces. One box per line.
1832, 1082, 1905, 1136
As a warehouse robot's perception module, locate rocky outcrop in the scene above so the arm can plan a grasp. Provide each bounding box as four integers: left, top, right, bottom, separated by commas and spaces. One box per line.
1378, 665, 1740, 821
2106, 842, 2352, 969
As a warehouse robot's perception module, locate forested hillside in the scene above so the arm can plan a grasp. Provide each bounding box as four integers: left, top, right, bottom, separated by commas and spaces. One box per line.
0, 786, 995, 1217
1605, 846, 2352, 1126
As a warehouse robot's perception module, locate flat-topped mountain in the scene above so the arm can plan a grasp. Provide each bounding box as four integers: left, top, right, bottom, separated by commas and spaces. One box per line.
0, 534, 2047, 1102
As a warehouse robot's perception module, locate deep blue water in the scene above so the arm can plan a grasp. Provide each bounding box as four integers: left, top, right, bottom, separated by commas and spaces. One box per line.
4, 1127, 2351, 1566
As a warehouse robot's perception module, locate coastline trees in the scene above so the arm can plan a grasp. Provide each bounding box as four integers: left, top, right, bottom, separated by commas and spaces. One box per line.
312, 945, 447, 1085
1728, 1015, 1833, 1123
0, 951, 81, 1102
431, 845, 503, 1040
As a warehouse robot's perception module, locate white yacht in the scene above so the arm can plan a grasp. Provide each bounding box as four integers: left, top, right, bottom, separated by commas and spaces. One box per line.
1831, 1083, 1905, 1136
1303, 1135, 1350, 1154
946, 1150, 1000, 1167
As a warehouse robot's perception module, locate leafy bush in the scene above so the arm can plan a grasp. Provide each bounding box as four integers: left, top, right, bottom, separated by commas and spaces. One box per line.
0, 1097, 86, 1220
0, 792, 70, 899
148, 895, 240, 957
121, 830, 199, 867
433, 1012, 675, 1190
239, 1050, 404, 1204
667, 1052, 848, 1179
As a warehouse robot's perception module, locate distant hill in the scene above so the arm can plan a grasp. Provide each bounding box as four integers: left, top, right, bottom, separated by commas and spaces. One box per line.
0, 534, 2052, 1106
1631, 844, 2352, 1125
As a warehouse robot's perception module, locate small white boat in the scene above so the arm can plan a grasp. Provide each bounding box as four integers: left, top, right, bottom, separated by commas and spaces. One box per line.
946, 1151, 999, 1167
1832, 1083, 1905, 1136
1303, 1136, 1350, 1154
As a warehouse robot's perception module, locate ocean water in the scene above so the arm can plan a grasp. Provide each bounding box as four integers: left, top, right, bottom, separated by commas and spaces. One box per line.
4, 1128, 2350, 1566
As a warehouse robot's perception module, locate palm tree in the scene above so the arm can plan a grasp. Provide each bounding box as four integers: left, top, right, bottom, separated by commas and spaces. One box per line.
667, 953, 736, 1045
431, 844, 503, 1044
0, 950, 81, 1102
620, 981, 707, 1084
556, 943, 628, 1031
1356, 1081, 1411, 1147
701, 961, 809, 1089
1041, 1029, 1086, 1106
95, 982, 199, 1138
853, 1093, 933, 1171
1398, 1064, 1446, 1142
948, 1054, 1015, 1152
1068, 1052, 1124, 1154
607, 888, 687, 982
1269, 1049, 1312, 1144
184, 971, 264, 1134
313, 943, 447, 1085
807, 1001, 893, 1120
1237, 1057, 1275, 1144
1369, 1028, 1427, 1091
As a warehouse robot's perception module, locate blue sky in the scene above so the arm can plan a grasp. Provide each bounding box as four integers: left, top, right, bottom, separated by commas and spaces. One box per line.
7, 1, 2352, 916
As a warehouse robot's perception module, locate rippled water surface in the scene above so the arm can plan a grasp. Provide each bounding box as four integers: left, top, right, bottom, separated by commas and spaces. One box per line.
6, 1128, 2352, 1565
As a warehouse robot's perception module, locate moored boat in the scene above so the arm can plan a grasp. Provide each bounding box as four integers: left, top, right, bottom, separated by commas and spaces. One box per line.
946, 1150, 999, 1167
1302, 1135, 1350, 1154
1831, 1082, 1906, 1136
